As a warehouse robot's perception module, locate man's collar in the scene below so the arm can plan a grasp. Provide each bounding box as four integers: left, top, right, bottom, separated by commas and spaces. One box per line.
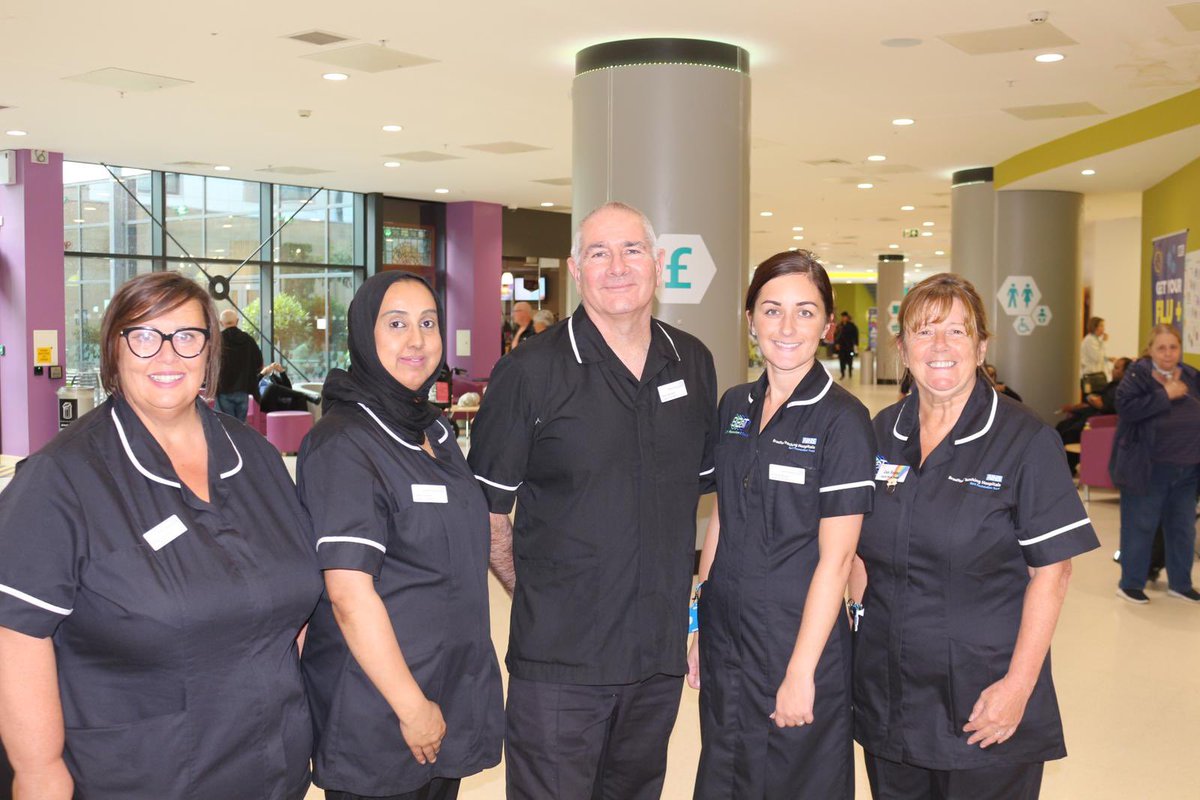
566, 303, 681, 366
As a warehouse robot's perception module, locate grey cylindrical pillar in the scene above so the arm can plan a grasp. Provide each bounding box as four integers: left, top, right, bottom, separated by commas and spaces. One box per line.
992, 190, 1083, 422
876, 254, 906, 383
951, 167, 997, 320
572, 38, 750, 394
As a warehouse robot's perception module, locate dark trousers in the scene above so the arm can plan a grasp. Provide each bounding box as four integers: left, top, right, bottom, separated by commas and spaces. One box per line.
1119, 463, 1198, 592
505, 673, 683, 800
864, 752, 1043, 800
838, 351, 854, 377
325, 778, 459, 800
216, 392, 249, 421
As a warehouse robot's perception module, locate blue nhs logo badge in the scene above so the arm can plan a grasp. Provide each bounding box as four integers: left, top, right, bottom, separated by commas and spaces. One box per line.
656, 234, 716, 305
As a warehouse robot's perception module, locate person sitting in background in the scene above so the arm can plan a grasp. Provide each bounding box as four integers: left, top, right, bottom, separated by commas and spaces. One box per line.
983, 363, 1022, 402
1110, 324, 1200, 605
1057, 357, 1130, 471
532, 308, 556, 334
258, 362, 319, 413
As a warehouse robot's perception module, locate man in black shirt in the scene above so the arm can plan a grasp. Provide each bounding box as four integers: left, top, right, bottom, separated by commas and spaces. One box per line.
468, 201, 718, 799
835, 310, 859, 379
216, 309, 263, 422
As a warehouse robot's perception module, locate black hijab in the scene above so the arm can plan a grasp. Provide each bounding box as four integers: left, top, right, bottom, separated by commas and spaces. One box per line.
322, 271, 444, 444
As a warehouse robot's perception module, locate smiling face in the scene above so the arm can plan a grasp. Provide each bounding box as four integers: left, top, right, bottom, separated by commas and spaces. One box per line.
1149, 330, 1181, 373
749, 273, 831, 375
117, 299, 210, 419
567, 207, 663, 322
374, 279, 443, 392
900, 297, 987, 401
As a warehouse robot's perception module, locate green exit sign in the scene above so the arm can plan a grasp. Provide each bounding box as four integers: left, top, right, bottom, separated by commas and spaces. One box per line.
902, 228, 920, 238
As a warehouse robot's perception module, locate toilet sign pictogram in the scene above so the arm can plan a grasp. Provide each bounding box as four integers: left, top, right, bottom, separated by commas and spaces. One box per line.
996, 276, 1041, 316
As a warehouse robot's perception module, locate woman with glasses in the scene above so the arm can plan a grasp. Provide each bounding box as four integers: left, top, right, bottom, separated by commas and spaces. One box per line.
0, 272, 321, 799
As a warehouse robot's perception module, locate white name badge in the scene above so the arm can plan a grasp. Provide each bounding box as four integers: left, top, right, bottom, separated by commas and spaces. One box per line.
768, 464, 806, 485
143, 514, 187, 551
411, 484, 449, 504
658, 379, 688, 403
875, 462, 910, 483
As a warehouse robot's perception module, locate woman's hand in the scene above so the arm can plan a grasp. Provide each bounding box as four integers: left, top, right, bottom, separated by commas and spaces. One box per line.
398, 697, 446, 765
963, 675, 1032, 748
770, 671, 815, 728
1159, 370, 1189, 400
13, 759, 74, 800
686, 633, 701, 690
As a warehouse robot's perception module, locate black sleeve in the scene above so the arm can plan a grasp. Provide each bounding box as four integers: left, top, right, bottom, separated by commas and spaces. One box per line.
466, 354, 537, 514
698, 348, 719, 495
818, 402, 877, 517
1116, 365, 1170, 423
1013, 426, 1100, 567
0, 455, 84, 638
296, 439, 391, 577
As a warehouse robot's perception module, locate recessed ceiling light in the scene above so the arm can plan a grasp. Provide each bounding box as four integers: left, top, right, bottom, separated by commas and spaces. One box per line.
900, 205, 915, 211
540, 202, 555, 207
836, 264, 844, 269
434, 188, 450, 194
1035, 53, 1065, 63
83, 206, 96, 211
792, 226, 804, 232
382, 124, 403, 132
922, 221, 934, 226
383, 161, 401, 168
792, 235, 804, 241
935, 250, 945, 256
892, 118, 915, 126
5, 130, 27, 136
921, 231, 933, 237
214, 165, 231, 172
1081, 169, 1096, 176
759, 211, 774, 217
889, 243, 899, 249
867, 154, 887, 162
222, 223, 233, 228
73, 218, 86, 223
914, 263, 923, 268
857, 183, 874, 189
322, 72, 349, 81
788, 247, 799, 252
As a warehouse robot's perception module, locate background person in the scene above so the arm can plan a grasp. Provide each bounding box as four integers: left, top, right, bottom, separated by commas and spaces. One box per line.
216, 307, 264, 421
0, 272, 320, 800
532, 307, 556, 334
851, 273, 1098, 800
506, 301, 537, 351
468, 202, 718, 800
1057, 356, 1130, 472
691, 252, 873, 799
1110, 324, 1200, 604
297, 272, 503, 800
1080, 316, 1111, 400
835, 310, 859, 379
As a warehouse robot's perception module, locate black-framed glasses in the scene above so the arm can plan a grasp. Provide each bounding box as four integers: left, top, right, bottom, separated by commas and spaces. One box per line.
120, 326, 210, 359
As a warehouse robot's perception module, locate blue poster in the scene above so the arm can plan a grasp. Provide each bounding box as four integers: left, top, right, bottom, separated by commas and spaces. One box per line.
1151, 229, 1188, 334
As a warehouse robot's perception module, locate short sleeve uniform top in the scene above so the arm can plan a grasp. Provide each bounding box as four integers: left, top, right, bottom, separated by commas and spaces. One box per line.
0, 395, 322, 800
297, 404, 503, 797
853, 379, 1100, 770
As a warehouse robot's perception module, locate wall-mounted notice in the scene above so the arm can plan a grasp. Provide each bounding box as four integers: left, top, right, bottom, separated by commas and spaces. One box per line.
1184, 250, 1200, 354
1151, 229, 1188, 336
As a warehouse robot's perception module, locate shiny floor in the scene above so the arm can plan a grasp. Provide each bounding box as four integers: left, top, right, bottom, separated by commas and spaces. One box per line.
0, 364, 1192, 799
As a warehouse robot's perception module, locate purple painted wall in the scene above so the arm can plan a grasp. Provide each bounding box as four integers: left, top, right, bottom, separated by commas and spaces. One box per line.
444, 202, 502, 379
0, 150, 66, 456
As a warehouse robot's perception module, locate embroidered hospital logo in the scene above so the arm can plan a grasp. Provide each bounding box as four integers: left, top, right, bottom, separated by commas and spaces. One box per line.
726, 414, 752, 437
949, 474, 1004, 491
773, 437, 816, 453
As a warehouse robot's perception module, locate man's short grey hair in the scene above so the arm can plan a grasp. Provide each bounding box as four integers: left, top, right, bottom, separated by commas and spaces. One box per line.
570, 201, 658, 262
533, 309, 556, 327
219, 309, 239, 327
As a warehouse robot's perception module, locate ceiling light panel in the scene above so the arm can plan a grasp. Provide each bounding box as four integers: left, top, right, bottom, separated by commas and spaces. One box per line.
284, 30, 351, 46
463, 141, 548, 154
301, 44, 437, 73
65, 67, 192, 92
940, 23, 1076, 55
1003, 102, 1105, 121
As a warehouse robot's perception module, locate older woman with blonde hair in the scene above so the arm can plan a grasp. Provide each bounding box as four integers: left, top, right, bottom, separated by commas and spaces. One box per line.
1110, 323, 1200, 604
851, 273, 1098, 800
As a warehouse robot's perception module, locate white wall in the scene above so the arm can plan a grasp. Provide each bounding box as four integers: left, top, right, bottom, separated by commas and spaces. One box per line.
1082, 193, 1142, 365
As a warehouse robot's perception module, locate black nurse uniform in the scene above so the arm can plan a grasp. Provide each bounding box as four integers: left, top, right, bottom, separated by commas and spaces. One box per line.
0, 395, 322, 800
297, 403, 503, 797
696, 364, 875, 800
854, 380, 1099, 785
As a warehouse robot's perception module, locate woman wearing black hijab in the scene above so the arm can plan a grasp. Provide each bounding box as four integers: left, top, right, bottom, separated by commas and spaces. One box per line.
296, 272, 503, 800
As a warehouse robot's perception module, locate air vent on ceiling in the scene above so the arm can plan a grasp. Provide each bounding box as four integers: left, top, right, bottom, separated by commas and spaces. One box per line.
534, 177, 572, 186
464, 141, 548, 155
1003, 102, 1105, 120
284, 30, 352, 46
65, 68, 192, 92
301, 44, 436, 73
940, 23, 1076, 55
804, 158, 852, 167
166, 160, 213, 168
1169, 3, 1200, 32
254, 166, 331, 176
384, 151, 462, 162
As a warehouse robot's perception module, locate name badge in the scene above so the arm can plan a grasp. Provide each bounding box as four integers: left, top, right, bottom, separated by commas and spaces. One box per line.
768, 464, 806, 485
411, 484, 448, 504
874, 462, 910, 483
658, 379, 688, 403
143, 514, 187, 551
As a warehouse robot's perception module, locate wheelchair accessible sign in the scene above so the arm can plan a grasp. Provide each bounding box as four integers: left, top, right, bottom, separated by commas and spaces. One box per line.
656, 234, 716, 305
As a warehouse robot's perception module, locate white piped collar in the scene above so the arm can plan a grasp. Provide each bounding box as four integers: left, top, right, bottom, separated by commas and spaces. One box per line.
357, 403, 450, 450
890, 382, 998, 446
111, 403, 243, 487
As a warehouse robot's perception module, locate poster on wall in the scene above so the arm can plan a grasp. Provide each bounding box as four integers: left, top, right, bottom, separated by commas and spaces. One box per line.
1150, 229, 1188, 336
1184, 250, 1200, 353
867, 307, 878, 350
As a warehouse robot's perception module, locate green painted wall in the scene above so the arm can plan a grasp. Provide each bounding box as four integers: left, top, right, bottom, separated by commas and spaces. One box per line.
832, 283, 875, 350
1140, 155, 1200, 367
